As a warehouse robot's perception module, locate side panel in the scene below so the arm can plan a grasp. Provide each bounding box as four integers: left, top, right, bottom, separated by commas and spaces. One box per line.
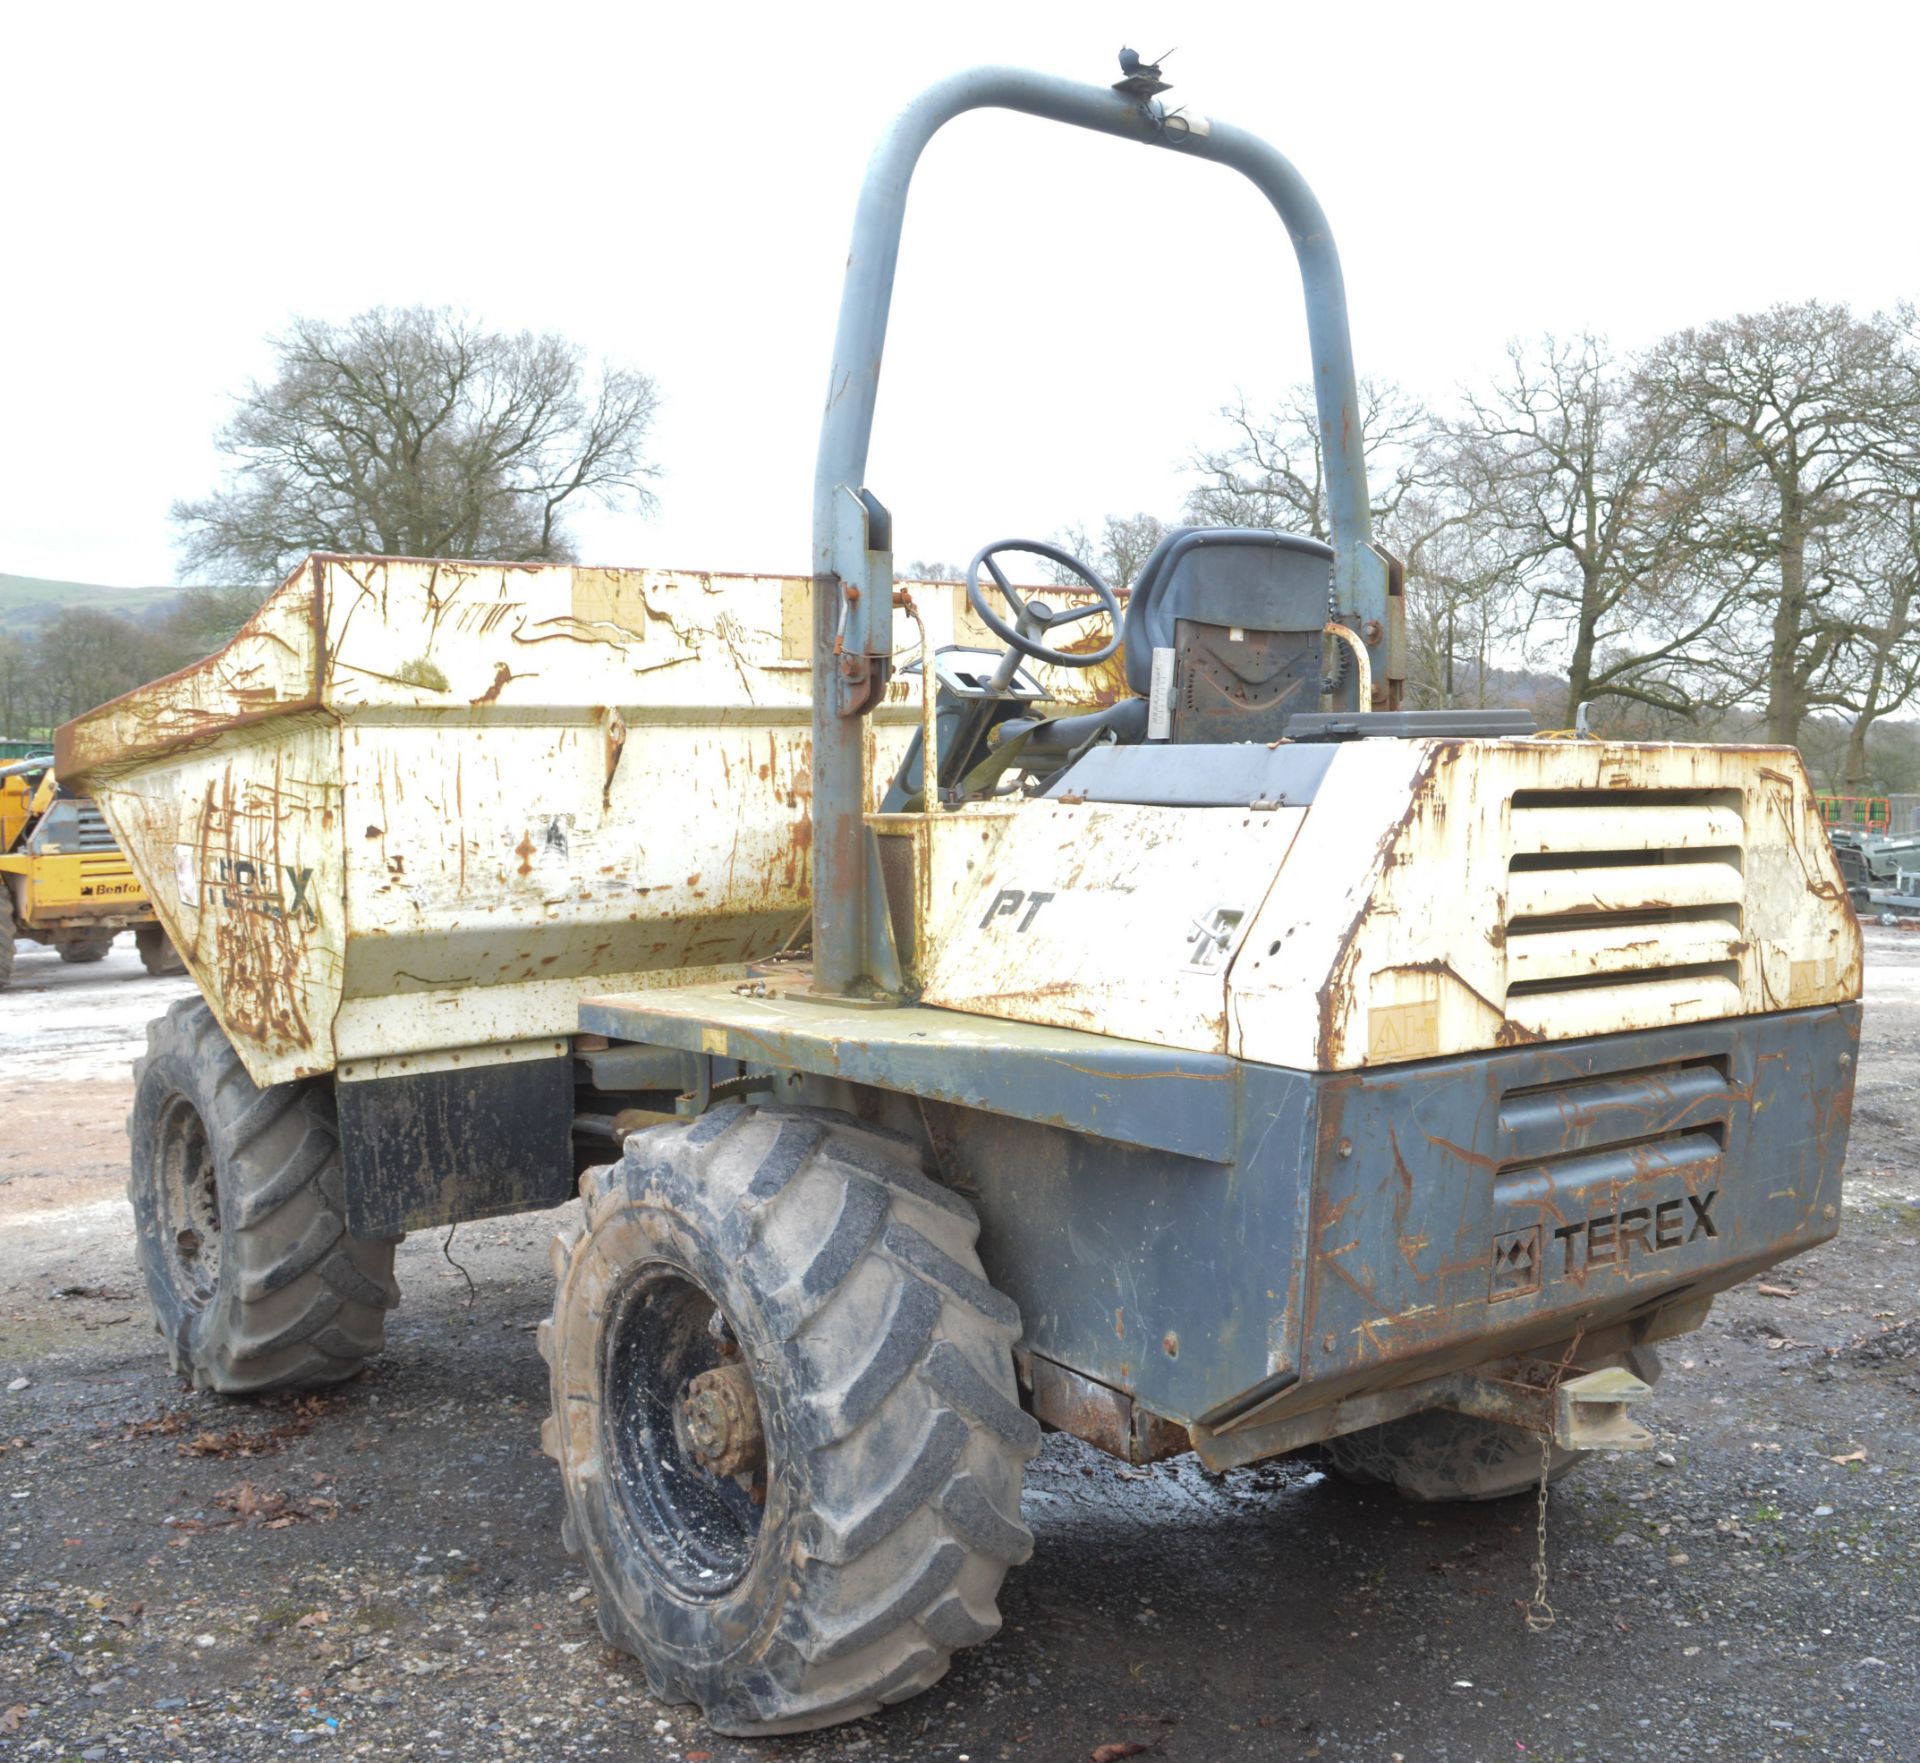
1284, 1005, 1855, 1405
336, 717, 819, 1000
920, 1062, 1319, 1429
898, 1006, 1855, 1436
918, 800, 1307, 1053
92, 720, 347, 1079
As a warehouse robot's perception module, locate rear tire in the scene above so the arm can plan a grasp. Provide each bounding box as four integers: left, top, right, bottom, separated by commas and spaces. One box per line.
58, 929, 115, 963
128, 998, 399, 1393
542, 1103, 1037, 1735
135, 923, 186, 976
0, 885, 14, 990
1319, 1345, 1662, 1502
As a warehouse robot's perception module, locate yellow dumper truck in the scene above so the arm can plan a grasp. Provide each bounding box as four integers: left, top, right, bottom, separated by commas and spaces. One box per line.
0, 757, 181, 985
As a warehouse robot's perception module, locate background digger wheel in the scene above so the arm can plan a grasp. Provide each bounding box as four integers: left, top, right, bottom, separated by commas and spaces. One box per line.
542, 1103, 1037, 1735
1318, 1345, 1663, 1502
135, 923, 186, 976
128, 998, 399, 1393
0, 885, 13, 989
58, 929, 115, 963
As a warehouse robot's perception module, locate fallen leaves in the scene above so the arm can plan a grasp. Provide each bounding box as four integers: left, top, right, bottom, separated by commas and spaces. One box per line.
1090, 1745, 1150, 1763
1829, 1449, 1867, 1466
219, 1481, 338, 1528
117, 1392, 347, 1460
185, 1427, 286, 1461
119, 1410, 190, 1444
0, 1705, 27, 1734
1756, 1283, 1799, 1299
163, 1482, 340, 1534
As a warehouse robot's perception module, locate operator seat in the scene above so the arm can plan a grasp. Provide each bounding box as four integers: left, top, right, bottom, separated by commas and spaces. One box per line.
1126, 526, 1334, 742
1009, 525, 1335, 759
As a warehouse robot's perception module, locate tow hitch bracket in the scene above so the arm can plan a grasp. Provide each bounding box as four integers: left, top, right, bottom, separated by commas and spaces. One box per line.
1444, 1361, 1656, 1454
1553, 1366, 1656, 1454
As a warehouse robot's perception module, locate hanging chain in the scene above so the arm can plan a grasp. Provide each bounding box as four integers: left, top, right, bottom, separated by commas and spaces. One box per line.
1524, 1425, 1557, 1632
1523, 1324, 1587, 1635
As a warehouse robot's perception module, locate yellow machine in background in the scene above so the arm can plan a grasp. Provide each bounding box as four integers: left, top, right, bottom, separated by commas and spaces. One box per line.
0, 757, 181, 987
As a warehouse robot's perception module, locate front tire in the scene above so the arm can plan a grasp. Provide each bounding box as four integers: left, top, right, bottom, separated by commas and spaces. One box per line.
128, 999, 399, 1393
0, 885, 14, 989
542, 1104, 1037, 1735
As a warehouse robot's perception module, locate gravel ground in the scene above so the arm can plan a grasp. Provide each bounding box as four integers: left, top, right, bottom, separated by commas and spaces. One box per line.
3, 930, 1918, 1762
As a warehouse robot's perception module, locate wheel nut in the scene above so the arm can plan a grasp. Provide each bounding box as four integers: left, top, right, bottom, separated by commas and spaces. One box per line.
679, 1362, 764, 1479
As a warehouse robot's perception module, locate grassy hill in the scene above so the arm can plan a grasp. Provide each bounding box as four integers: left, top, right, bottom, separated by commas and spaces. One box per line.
0, 572, 185, 635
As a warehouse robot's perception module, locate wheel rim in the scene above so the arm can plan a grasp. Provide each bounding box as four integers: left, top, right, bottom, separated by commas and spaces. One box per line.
155, 1097, 221, 1310
602, 1263, 768, 1597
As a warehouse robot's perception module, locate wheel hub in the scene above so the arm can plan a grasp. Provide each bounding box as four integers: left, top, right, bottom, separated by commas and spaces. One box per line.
157, 1098, 220, 1308
679, 1363, 764, 1479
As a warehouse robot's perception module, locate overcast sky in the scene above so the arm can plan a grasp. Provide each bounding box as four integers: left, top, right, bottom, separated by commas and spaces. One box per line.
3, 1, 1916, 590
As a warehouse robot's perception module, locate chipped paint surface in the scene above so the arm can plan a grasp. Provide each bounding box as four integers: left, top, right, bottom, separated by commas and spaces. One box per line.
67, 557, 1116, 1086
64, 556, 1863, 1087
865, 738, 1857, 1069
915, 799, 1307, 1051
1231, 740, 1862, 1071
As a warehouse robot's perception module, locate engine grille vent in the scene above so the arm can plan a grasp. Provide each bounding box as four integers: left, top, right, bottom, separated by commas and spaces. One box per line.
73, 803, 120, 852
1503, 789, 1744, 1038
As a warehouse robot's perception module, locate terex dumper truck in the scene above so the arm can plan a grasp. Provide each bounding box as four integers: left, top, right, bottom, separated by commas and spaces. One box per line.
59, 61, 1860, 1737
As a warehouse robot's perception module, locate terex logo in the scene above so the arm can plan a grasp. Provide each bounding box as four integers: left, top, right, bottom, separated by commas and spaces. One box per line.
1551, 1190, 1719, 1273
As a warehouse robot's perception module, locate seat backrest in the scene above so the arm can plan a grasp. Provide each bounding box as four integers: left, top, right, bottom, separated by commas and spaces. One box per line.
1122, 527, 1335, 742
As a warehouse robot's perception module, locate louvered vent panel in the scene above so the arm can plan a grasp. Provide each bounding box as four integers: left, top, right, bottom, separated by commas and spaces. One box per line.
1504, 789, 1744, 1038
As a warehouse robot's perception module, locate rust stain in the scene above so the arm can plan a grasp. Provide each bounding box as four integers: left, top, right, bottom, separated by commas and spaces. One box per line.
471, 662, 520, 705
199, 753, 315, 1056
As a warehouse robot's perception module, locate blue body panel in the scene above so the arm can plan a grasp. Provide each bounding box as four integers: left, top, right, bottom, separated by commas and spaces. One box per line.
580, 982, 1857, 1433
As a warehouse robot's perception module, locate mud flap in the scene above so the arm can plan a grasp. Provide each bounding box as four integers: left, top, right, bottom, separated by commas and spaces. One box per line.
337, 1055, 574, 1235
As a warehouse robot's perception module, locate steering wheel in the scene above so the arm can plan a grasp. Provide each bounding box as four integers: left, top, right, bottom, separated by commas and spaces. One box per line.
965, 540, 1123, 668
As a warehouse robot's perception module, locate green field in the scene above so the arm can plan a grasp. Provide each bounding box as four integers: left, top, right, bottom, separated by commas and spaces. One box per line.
0, 572, 184, 634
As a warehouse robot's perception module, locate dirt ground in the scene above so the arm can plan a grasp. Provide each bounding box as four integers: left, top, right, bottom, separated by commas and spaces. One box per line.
3, 930, 1918, 1762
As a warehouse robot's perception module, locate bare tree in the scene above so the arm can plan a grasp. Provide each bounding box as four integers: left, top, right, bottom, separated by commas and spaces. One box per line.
163, 584, 277, 657
1394, 480, 1522, 710
1830, 485, 1920, 785
1641, 302, 1915, 743
173, 306, 660, 584
0, 636, 35, 740
1455, 334, 1748, 725
1043, 513, 1168, 591
1185, 379, 1430, 543
31, 609, 178, 728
